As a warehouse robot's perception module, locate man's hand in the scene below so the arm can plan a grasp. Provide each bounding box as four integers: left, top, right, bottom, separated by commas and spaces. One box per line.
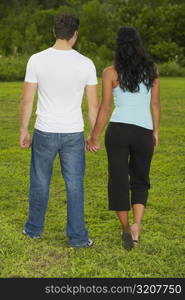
86, 136, 100, 152
20, 129, 32, 148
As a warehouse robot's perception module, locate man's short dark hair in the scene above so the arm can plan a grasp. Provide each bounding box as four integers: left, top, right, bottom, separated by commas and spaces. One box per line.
54, 14, 80, 40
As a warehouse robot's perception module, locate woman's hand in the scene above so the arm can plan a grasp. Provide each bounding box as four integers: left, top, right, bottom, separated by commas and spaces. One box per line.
153, 131, 159, 148
86, 136, 100, 152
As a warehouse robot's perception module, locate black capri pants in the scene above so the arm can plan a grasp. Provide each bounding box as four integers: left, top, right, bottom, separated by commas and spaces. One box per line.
105, 122, 154, 211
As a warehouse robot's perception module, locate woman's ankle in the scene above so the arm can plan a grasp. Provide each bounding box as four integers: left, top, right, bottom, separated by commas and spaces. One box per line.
130, 223, 141, 240
133, 222, 142, 229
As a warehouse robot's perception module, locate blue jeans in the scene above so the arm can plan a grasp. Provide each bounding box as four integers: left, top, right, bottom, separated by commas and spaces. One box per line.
24, 128, 89, 247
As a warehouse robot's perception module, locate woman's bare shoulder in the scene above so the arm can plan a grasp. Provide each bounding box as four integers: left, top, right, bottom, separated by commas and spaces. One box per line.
103, 65, 117, 79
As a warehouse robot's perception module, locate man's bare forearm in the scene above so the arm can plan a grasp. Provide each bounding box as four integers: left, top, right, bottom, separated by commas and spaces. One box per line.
20, 82, 37, 132
20, 99, 33, 131
85, 84, 99, 135
88, 105, 99, 134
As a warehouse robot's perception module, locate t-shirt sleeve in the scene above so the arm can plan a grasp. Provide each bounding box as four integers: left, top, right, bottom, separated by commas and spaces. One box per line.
86, 60, 98, 85
24, 55, 38, 83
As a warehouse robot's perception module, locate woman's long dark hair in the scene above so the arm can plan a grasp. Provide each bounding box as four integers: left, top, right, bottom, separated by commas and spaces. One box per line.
114, 26, 158, 92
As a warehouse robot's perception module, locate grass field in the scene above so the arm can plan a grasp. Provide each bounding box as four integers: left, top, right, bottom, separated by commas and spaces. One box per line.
0, 78, 185, 278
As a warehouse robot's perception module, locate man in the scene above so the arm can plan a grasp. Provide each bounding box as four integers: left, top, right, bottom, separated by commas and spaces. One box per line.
20, 14, 99, 248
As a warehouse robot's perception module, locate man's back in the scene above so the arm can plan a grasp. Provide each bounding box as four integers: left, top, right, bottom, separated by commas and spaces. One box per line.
25, 47, 97, 132
20, 13, 99, 249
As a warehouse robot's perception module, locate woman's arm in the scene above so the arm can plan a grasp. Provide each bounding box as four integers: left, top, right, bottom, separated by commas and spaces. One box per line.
87, 67, 114, 152
151, 77, 160, 147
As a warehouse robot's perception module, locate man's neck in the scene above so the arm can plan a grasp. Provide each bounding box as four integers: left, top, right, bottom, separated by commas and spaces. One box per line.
52, 39, 72, 50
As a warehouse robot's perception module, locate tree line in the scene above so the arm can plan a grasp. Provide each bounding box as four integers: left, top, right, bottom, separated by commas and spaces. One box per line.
0, 0, 185, 79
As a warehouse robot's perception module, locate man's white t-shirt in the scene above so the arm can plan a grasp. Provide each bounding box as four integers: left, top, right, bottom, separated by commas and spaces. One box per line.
24, 47, 98, 133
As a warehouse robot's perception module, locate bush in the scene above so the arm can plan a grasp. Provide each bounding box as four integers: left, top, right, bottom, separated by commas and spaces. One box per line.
158, 61, 185, 77
149, 41, 181, 62
1, 56, 185, 82
177, 53, 185, 67
0, 53, 111, 80
0, 56, 28, 81
92, 56, 111, 76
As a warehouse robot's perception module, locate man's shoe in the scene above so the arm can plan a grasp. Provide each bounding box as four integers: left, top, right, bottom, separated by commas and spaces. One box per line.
69, 238, 94, 249
22, 229, 40, 239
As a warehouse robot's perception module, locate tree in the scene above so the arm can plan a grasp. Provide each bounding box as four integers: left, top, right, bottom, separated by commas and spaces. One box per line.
79, 0, 109, 46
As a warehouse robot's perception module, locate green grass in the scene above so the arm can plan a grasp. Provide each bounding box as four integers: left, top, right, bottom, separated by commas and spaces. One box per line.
0, 78, 185, 278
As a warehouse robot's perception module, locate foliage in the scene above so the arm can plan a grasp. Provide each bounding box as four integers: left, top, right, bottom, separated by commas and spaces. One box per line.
0, 79, 185, 277
158, 61, 185, 77
1, 55, 185, 81
0, 56, 28, 81
0, 0, 185, 71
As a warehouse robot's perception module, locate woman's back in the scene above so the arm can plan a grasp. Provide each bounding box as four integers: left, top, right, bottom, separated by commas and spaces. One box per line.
110, 82, 153, 129
87, 25, 160, 250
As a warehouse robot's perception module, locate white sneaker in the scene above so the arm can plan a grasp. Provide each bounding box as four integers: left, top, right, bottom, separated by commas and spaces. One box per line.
22, 229, 40, 239
69, 238, 94, 249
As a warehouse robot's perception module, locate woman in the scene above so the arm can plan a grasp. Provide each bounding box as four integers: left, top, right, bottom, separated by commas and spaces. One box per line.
87, 26, 160, 250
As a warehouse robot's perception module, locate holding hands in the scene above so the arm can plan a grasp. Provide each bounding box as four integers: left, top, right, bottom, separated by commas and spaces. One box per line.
86, 136, 100, 152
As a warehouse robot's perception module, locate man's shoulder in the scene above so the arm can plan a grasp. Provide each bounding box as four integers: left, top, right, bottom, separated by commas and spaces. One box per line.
29, 48, 51, 61
73, 50, 95, 66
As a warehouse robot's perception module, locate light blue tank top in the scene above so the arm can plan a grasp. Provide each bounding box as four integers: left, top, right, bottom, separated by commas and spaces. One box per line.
110, 82, 153, 130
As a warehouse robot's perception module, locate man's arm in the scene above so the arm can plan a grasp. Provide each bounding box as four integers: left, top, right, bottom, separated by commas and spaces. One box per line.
87, 68, 114, 152
19, 82, 37, 148
85, 84, 99, 135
